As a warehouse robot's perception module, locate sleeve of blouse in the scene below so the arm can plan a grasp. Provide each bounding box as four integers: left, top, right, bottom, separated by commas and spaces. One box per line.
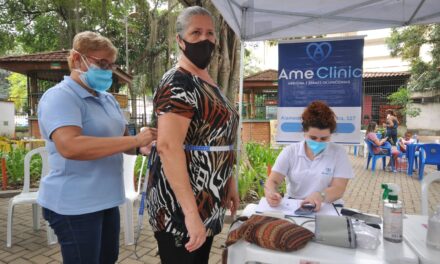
154, 72, 195, 120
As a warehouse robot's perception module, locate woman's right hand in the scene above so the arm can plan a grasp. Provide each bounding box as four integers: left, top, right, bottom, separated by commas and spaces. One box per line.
265, 188, 282, 207
184, 211, 206, 252
135, 127, 157, 147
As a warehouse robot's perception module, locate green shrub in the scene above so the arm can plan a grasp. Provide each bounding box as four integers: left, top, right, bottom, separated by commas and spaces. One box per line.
5, 147, 27, 185
238, 142, 285, 202
4, 147, 43, 187
30, 155, 42, 182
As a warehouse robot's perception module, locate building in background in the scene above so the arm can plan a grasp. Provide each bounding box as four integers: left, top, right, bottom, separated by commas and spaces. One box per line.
241, 29, 416, 144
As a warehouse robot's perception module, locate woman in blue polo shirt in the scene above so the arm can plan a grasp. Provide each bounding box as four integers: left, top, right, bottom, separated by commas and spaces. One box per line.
264, 101, 354, 211
37, 31, 156, 264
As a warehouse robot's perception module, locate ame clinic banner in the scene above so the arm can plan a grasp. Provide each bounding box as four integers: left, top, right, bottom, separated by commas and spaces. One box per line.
276, 37, 364, 144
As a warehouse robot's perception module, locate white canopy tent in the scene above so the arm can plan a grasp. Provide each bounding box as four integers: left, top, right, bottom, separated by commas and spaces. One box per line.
212, 0, 440, 41
211, 0, 440, 178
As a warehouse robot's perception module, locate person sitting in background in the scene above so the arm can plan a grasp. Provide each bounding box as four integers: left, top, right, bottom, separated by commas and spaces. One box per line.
264, 101, 354, 212
398, 131, 416, 153
366, 121, 399, 172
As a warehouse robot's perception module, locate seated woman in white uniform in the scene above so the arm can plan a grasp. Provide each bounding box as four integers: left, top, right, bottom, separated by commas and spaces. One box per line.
264, 101, 354, 211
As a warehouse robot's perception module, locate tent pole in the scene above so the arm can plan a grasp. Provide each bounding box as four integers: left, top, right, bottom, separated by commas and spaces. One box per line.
234, 6, 247, 213
235, 40, 244, 188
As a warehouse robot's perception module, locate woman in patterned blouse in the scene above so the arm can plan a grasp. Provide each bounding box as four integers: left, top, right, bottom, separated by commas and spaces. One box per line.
145, 6, 239, 264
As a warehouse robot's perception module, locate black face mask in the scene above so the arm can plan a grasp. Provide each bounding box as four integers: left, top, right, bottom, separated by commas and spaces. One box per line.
180, 38, 215, 69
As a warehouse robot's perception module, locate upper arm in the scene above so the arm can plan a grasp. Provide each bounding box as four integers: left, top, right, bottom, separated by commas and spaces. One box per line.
51, 126, 83, 157
154, 73, 195, 150
157, 113, 191, 148
268, 171, 285, 185
38, 88, 83, 140
154, 73, 195, 120
367, 133, 381, 146
271, 147, 292, 178
329, 178, 349, 190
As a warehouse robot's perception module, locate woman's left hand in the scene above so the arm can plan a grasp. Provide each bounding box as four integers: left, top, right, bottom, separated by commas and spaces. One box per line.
302, 192, 324, 211
226, 177, 240, 218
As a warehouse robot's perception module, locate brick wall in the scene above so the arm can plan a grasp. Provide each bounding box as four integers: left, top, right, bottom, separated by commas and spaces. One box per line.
242, 121, 270, 144
29, 119, 41, 139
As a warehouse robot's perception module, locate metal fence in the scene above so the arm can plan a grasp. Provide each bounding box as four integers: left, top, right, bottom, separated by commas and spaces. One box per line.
363, 76, 409, 126
126, 96, 154, 131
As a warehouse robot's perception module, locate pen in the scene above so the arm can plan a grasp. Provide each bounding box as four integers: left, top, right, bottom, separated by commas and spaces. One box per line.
260, 180, 284, 197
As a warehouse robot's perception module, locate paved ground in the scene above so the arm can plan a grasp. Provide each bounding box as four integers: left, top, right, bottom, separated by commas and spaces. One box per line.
0, 153, 439, 264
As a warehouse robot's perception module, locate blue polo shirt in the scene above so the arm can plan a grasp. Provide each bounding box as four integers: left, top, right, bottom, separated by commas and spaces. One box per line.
37, 76, 126, 215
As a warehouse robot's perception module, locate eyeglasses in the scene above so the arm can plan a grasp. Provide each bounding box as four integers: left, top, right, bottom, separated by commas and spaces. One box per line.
83, 55, 117, 70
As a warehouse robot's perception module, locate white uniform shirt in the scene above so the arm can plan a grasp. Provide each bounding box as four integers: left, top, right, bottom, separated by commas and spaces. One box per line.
272, 141, 354, 200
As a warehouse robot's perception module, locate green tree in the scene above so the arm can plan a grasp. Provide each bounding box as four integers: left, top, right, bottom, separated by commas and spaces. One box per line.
6, 73, 27, 111
244, 44, 262, 77
387, 87, 420, 118
387, 24, 440, 91
0, 69, 10, 99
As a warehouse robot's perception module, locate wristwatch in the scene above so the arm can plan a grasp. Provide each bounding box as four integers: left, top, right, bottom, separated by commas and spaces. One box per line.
319, 191, 326, 202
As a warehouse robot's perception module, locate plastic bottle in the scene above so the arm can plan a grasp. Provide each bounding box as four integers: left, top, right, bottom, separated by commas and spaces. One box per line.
381, 183, 403, 243
413, 133, 418, 143
426, 205, 440, 249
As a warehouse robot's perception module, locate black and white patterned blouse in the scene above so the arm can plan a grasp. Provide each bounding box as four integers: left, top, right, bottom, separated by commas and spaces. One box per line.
146, 67, 239, 238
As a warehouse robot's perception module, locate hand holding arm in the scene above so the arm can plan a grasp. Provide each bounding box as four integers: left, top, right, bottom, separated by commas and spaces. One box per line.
51, 126, 156, 160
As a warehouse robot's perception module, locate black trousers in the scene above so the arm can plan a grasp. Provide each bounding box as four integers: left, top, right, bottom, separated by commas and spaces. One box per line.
154, 232, 214, 264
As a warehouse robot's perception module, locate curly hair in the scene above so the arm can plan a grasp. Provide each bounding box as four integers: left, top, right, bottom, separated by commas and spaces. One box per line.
301, 101, 337, 133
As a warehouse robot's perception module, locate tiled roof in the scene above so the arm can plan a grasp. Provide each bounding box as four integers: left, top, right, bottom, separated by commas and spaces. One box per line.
0, 50, 69, 62
245, 69, 411, 81
245, 69, 278, 81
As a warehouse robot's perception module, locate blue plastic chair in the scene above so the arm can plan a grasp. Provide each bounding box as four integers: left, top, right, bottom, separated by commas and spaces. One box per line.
365, 139, 389, 171
418, 144, 440, 180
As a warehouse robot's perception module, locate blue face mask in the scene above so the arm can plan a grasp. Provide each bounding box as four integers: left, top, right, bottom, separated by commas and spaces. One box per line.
75, 55, 113, 92
306, 139, 328, 156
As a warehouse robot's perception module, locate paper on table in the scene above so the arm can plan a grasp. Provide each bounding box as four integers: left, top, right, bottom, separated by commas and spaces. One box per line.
255, 197, 338, 217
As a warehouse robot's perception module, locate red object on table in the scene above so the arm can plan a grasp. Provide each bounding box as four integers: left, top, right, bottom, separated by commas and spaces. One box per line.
1, 158, 7, 190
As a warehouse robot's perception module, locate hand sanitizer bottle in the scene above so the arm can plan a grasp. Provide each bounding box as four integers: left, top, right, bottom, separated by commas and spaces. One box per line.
382, 183, 403, 243
427, 205, 440, 249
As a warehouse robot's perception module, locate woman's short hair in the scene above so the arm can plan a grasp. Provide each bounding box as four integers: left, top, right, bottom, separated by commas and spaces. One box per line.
366, 121, 377, 133
301, 101, 337, 133
67, 31, 118, 70
176, 6, 214, 37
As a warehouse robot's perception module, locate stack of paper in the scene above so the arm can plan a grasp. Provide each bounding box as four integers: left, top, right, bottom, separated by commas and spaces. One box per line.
255, 197, 338, 218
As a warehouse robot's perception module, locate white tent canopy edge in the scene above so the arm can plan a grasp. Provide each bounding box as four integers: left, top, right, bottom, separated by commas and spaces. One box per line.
210, 0, 440, 187
212, 0, 440, 41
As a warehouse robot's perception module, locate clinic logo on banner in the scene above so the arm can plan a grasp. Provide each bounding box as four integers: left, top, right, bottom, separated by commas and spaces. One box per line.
306, 42, 332, 63
277, 37, 364, 144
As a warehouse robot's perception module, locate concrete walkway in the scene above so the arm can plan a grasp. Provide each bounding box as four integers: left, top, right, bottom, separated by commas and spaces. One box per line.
0, 154, 439, 263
